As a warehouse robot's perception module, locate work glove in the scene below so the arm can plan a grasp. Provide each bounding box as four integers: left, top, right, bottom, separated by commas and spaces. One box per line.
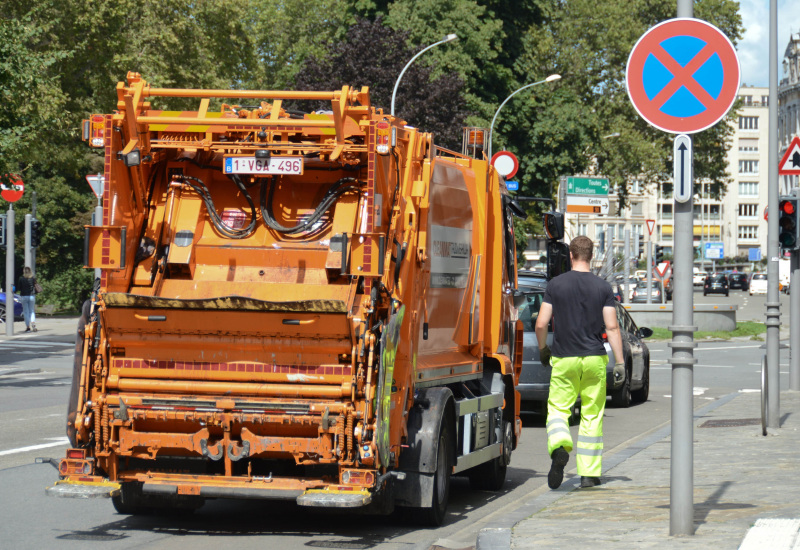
539, 345, 551, 367
613, 362, 626, 388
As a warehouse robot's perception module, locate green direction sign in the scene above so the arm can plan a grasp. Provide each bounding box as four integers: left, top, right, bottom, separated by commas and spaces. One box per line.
567, 176, 609, 196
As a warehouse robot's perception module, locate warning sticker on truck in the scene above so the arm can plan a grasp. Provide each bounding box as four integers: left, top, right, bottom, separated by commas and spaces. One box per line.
430, 225, 471, 288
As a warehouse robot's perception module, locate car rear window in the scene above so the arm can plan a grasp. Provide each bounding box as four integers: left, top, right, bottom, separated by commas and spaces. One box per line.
752, 274, 767, 280
709, 274, 726, 282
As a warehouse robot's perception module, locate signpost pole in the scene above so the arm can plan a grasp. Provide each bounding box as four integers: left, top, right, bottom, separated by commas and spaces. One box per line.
605, 226, 614, 280
624, 229, 631, 304
669, 0, 697, 535
766, 0, 781, 427
791, 250, 800, 391
24, 214, 32, 273
4, 205, 14, 336
646, 242, 653, 304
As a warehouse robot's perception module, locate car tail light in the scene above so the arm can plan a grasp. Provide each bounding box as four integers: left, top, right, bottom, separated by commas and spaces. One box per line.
376, 120, 391, 155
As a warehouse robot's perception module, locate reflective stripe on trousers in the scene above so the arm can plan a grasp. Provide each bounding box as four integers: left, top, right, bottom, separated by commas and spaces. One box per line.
546, 354, 607, 477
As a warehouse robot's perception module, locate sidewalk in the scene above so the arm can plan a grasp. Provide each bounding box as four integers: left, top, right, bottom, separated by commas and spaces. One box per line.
0, 316, 79, 375
479, 390, 800, 550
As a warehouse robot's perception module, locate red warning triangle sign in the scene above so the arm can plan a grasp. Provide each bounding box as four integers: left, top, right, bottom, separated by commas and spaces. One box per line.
779, 136, 800, 175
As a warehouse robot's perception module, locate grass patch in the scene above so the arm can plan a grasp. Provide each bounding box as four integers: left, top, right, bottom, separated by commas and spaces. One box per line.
648, 321, 766, 341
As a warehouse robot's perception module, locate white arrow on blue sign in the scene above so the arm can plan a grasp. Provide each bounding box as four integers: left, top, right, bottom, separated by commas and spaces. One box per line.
673, 134, 692, 203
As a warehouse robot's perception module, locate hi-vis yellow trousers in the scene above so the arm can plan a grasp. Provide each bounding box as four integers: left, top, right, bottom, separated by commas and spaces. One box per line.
546, 355, 607, 477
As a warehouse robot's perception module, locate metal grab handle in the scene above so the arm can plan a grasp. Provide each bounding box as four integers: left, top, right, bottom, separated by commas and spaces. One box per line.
282, 316, 319, 326
761, 354, 768, 436
134, 314, 166, 322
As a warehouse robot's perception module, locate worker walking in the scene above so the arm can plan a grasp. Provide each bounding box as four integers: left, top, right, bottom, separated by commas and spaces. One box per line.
535, 236, 625, 489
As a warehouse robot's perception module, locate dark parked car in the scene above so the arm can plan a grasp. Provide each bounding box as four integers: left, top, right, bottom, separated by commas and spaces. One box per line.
630, 280, 665, 303
0, 290, 24, 322
704, 273, 729, 296
517, 285, 653, 413
728, 273, 749, 291
604, 302, 653, 408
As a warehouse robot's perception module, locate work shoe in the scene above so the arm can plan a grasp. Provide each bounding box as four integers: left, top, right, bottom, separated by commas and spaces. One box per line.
580, 476, 602, 488
547, 447, 569, 489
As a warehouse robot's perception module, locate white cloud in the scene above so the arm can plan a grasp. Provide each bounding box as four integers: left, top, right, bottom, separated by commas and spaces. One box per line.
737, 0, 800, 87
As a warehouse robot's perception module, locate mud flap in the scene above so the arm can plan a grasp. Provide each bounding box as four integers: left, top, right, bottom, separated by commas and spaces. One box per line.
375, 305, 405, 469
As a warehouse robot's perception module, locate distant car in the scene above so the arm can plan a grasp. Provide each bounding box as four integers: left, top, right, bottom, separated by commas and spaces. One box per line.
729, 273, 749, 291
704, 273, 729, 296
693, 269, 707, 286
749, 273, 767, 295
630, 281, 665, 303
0, 291, 24, 322
604, 302, 653, 408
517, 285, 652, 413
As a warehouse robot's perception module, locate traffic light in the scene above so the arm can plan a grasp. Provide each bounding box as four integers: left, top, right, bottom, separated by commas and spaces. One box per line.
778, 197, 798, 251
638, 234, 644, 258
655, 245, 664, 263
30, 218, 41, 248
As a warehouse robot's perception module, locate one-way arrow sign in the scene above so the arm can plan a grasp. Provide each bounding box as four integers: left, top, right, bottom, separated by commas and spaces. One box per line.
779, 136, 800, 175
673, 134, 692, 203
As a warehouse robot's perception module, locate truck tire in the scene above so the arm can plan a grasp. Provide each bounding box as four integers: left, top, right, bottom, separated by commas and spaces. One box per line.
111, 482, 149, 515
408, 419, 452, 526
467, 419, 511, 491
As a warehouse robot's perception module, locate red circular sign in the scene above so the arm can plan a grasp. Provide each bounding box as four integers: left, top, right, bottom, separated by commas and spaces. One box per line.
626, 18, 740, 134
0, 175, 24, 203
490, 150, 519, 179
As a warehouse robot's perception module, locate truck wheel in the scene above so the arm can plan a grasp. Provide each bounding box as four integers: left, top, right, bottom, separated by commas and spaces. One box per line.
409, 419, 452, 526
468, 420, 511, 491
112, 482, 149, 515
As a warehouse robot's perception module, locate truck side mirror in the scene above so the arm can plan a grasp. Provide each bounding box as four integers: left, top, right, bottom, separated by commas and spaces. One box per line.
543, 211, 564, 240
546, 240, 571, 280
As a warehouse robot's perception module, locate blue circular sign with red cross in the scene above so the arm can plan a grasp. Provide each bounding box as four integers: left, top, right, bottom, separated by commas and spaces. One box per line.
626, 18, 740, 134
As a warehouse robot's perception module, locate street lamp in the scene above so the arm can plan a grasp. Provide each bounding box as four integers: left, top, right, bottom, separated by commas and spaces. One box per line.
390, 34, 458, 117
488, 74, 561, 159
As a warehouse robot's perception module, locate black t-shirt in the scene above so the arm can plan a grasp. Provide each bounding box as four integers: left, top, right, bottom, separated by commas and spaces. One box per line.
543, 270, 615, 357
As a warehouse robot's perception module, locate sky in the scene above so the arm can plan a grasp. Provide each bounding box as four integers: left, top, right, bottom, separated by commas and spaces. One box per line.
738, 0, 800, 87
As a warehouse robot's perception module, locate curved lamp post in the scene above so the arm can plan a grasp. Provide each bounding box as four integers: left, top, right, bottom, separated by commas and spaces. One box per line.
488, 74, 561, 159
390, 34, 458, 117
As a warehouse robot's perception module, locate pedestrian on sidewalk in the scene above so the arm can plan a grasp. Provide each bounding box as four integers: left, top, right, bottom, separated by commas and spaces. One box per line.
534, 236, 625, 489
17, 266, 40, 332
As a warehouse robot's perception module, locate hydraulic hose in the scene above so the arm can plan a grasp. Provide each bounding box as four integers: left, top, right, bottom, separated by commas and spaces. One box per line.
259, 176, 364, 235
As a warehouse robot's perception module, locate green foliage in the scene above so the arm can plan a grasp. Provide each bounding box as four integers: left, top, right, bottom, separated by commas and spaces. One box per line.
0, 0, 746, 308
649, 321, 766, 341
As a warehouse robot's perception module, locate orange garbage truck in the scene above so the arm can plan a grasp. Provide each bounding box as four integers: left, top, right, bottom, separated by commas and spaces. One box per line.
47, 72, 523, 525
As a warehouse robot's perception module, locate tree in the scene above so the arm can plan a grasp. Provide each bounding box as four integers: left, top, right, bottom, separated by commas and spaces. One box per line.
293, 18, 472, 150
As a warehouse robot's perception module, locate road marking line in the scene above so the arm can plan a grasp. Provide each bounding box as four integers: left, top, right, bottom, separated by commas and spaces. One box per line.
0, 437, 70, 456
696, 345, 762, 350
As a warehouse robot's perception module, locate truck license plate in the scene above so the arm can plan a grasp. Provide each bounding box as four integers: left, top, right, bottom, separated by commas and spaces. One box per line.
223, 156, 303, 175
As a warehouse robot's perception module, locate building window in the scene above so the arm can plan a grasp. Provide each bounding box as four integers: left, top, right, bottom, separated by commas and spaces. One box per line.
742, 95, 752, 105
661, 203, 673, 219
761, 96, 769, 106
631, 180, 644, 194
578, 223, 588, 236
633, 223, 643, 239
739, 116, 759, 130
738, 225, 758, 239
739, 160, 759, 174
739, 181, 759, 196
738, 203, 758, 217
739, 138, 758, 152
631, 202, 643, 216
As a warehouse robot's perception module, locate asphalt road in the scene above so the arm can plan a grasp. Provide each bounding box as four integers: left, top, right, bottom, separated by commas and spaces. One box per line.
0, 318, 791, 550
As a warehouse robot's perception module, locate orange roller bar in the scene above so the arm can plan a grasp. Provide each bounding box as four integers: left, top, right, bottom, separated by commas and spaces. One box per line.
136, 116, 334, 128
109, 378, 352, 398
143, 89, 342, 100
